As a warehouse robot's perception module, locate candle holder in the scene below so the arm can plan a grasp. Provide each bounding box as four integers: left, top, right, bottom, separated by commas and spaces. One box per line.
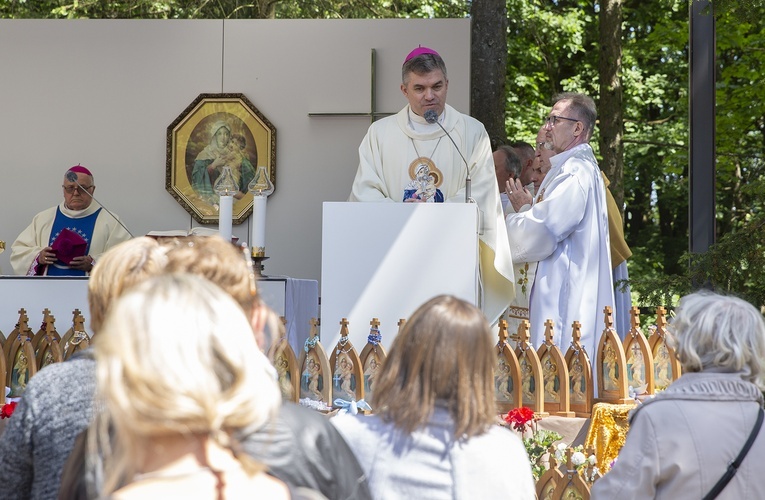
251, 255, 269, 277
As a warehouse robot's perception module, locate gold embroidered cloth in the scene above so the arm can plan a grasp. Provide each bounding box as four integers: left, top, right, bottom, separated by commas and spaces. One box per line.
584, 402, 636, 471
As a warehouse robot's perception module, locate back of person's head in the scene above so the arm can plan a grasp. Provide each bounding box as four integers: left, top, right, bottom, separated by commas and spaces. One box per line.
496, 145, 522, 178
87, 237, 168, 334
161, 236, 256, 315
510, 141, 535, 163
553, 92, 597, 140
669, 290, 765, 390
92, 273, 281, 493
371, 295, 496, 438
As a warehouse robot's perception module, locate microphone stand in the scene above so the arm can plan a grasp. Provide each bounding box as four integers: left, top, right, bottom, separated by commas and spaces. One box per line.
65, 171, 134, 237
424, 110, 475, 203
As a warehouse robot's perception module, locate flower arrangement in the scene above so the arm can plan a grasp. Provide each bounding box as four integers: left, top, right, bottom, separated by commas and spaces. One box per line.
553, 442, 599, 478
504, 407, 563, 480
503, 407, 600, 482
504, 406, 536, 432
1, 401, 18, 419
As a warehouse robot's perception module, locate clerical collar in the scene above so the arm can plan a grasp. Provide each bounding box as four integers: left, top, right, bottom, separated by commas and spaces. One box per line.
550, 143, 591, 169
60, 201, 99, 218
407, 107, 444, 134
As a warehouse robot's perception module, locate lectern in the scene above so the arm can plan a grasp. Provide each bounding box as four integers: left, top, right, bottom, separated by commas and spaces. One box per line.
321, 202, 480, 351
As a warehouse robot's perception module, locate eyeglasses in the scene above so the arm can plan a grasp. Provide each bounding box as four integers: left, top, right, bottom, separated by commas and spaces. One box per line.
544, 115, 580, 127
62, 185, 94, 194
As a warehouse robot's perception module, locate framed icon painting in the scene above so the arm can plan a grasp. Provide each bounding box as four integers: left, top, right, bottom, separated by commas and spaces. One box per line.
166, 93, 276, 224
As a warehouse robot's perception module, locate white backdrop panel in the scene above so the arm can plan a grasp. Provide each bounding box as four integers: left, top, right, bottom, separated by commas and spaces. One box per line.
321, 202, 479, 351
0, 19, 471, 284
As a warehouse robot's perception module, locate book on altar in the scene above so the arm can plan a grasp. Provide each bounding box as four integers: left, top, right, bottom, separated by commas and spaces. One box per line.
145, 227, 233, 239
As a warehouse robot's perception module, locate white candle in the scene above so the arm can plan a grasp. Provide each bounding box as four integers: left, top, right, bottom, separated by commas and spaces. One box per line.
251, 195, 267, 256
218, 194, 233, 243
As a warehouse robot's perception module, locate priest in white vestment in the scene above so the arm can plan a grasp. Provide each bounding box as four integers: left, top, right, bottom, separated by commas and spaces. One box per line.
506, 93, 614, 358
11, 165, 132, 276
349, 46, 515, 324
502, 128, 555, 336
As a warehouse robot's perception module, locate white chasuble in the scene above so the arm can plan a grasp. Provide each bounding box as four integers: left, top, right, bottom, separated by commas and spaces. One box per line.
349, 104, 515, 323
506, 144, 614, 357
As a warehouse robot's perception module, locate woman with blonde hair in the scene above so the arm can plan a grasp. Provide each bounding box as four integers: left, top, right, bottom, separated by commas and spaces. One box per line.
87, 236, 168, 332
332, 295, 535, 499
89, 273, 288, 498
592, 291, 765, 499
0, 237, 168, 500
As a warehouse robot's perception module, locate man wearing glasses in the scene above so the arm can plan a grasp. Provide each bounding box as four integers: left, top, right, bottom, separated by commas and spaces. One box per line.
10, 165, 131, 276
505, 93, 614, 363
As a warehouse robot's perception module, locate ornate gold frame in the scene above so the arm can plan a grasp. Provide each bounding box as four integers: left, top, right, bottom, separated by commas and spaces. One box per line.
166, 93, 276, 224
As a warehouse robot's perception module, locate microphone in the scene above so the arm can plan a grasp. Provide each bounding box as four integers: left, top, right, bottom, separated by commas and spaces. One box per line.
65, 170, 134, 237
424, 109, 475, 203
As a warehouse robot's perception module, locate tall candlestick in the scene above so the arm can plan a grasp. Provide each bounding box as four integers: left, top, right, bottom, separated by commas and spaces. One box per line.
213, 165, 238, 244
247, 166, 275, 258
251, 195, 267, 257
218, 194, 233, 243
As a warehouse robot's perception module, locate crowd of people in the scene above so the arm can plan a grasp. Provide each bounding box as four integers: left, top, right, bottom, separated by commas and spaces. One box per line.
1, 43, 763, 499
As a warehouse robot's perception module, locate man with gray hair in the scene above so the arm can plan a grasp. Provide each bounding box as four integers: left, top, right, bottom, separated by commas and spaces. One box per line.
505, 92, 614, 360
349, 45, 515, 324
10, 165, 131, 276
510, 141, 536, 191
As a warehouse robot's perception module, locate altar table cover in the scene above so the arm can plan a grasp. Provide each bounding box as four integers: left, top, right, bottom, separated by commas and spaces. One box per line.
245, 276, 318, 354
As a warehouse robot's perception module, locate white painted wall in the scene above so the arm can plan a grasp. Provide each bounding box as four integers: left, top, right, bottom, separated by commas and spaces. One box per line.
0, 19, 471, 285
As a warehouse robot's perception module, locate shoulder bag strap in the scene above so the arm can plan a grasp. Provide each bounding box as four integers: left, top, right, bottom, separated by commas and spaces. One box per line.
702, 406, 764, 500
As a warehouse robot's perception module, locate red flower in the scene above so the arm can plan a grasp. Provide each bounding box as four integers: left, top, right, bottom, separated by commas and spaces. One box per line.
1, 402, 18, 419
504, 406, 536, 432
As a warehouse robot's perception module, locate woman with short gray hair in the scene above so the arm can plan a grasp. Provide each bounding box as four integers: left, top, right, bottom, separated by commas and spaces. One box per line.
592, 291, 765, 500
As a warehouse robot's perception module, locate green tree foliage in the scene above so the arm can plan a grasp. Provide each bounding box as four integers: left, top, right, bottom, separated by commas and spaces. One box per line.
504, 0, 598, 144
0, 0, 467, 19
502, 0, 764, 309
626, 1, 765, 309
274, 0, 467, 19
0, 0, 277, 18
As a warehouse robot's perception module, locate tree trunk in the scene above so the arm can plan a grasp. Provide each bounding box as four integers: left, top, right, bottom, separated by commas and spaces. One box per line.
470, 0, 508, 150
258, 0, 279, 18
598, 0, 625, 217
